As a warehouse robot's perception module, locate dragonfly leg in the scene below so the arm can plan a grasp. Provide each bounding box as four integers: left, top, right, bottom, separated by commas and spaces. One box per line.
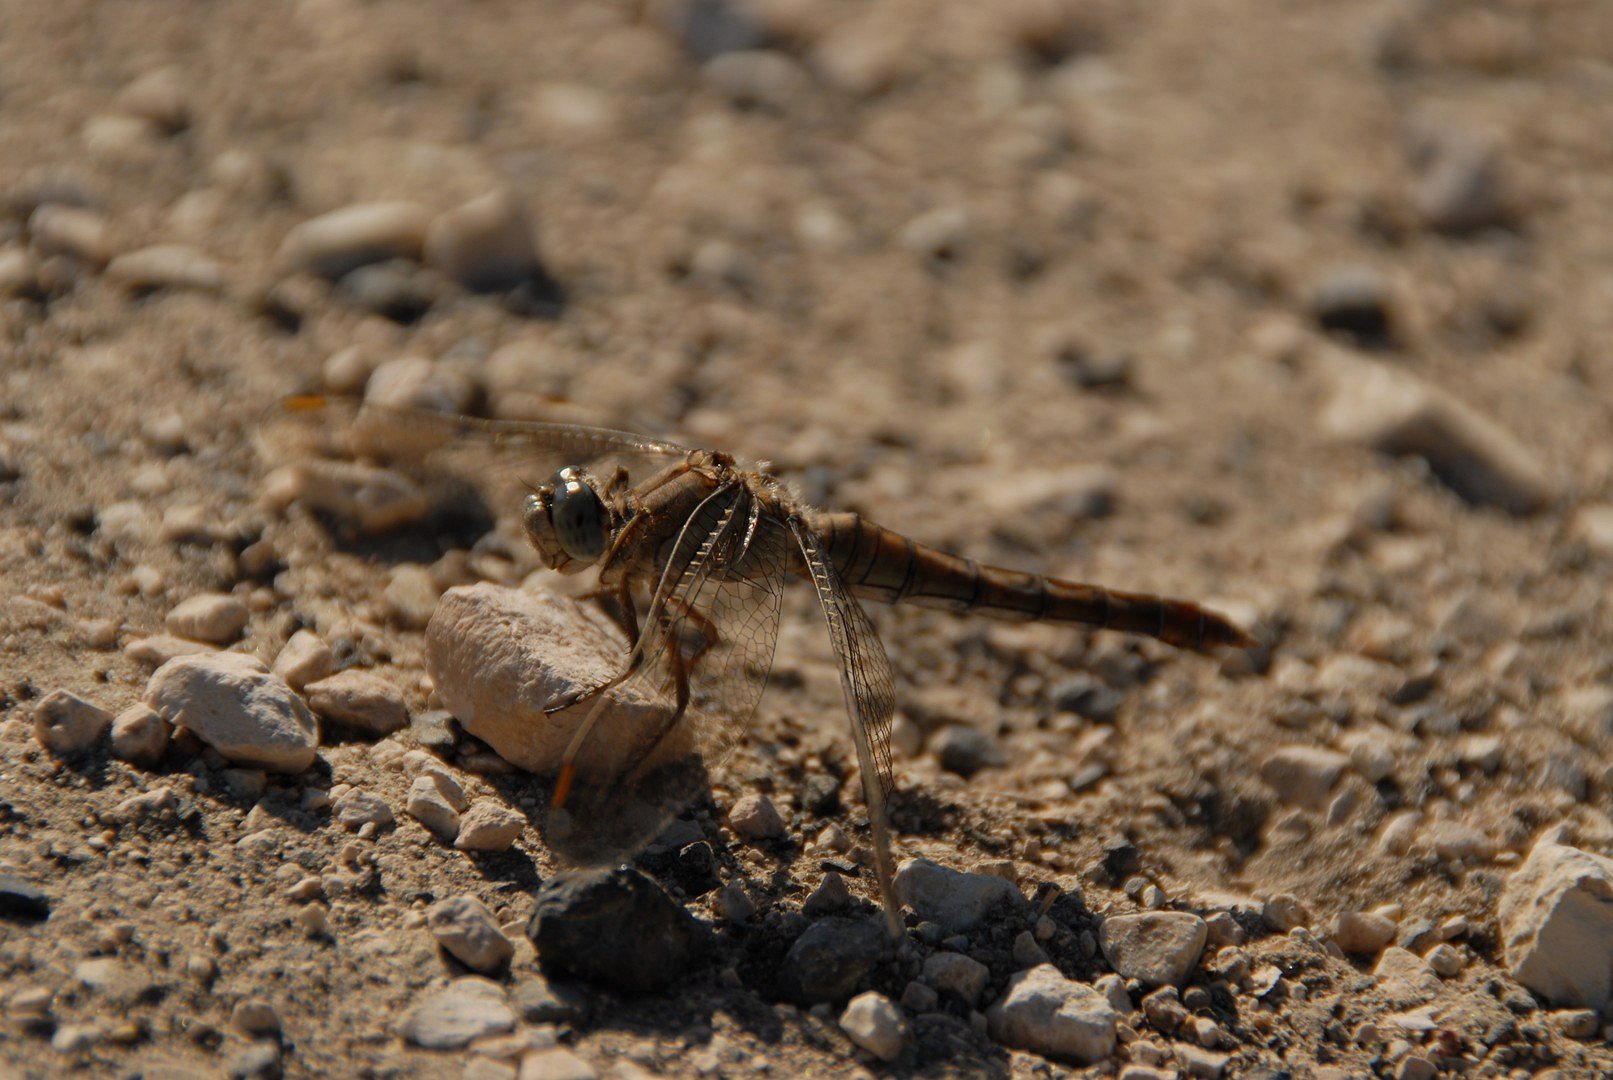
613, 599, 720, 787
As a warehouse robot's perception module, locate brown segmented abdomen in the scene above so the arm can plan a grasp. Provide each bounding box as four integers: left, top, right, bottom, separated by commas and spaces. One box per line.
808, 512, 1253, 654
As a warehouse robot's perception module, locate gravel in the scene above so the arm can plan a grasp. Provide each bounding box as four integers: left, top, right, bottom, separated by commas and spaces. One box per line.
302, 670, 408, 736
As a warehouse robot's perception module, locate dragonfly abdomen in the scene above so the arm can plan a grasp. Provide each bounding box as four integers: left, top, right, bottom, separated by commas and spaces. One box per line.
810, 512, 1252, 653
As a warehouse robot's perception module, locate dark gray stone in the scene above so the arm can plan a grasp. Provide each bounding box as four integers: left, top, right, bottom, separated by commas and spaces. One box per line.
0, 874, 49, 921
777, 917, 890, 1004
526, 867, 701, 993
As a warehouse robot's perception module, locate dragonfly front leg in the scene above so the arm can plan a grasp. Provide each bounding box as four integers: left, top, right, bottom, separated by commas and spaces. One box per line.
540, 579, 642, 716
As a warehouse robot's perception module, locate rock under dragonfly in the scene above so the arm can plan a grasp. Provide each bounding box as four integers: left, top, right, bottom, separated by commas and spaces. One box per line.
425, 583, 692, 776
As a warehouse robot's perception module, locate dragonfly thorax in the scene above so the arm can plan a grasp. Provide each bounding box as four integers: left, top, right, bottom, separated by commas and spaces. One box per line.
523, 466, 609, 573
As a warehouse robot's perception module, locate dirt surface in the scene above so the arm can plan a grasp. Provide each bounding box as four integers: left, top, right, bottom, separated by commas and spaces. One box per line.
4, 0, 1613, 1077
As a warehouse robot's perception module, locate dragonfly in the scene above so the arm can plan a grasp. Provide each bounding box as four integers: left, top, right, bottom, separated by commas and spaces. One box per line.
270, 397, 1254, 935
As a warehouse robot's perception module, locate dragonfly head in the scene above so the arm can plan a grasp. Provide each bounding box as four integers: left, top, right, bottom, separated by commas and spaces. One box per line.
523, 466, 609, 573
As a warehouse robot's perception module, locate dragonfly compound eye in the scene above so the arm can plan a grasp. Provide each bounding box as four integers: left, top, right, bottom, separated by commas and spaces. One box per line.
547, 467, 607, 561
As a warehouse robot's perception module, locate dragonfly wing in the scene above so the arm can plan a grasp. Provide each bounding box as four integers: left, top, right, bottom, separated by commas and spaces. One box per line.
788, 518, 902, 935
542, 484, 790, 865
259, 396, 691, 532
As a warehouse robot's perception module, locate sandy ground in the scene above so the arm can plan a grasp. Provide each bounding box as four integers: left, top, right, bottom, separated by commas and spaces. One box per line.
4, 0, 1613, 1076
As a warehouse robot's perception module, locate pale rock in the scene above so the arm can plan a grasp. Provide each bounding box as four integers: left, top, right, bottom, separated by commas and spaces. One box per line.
1424, 820, 1494, 862
1374, 947, 1442, 1006
400, 976, 515, 1049
728, 793, 786, 842
1338, 727, 1401, 783
423, 189, 544, 292
1379, 811, 1423, 855
165, 592, 249, 644
110, 703, 171, 767
1095, 973, 1131, 1016
716, 881, 756, 923
1426, 943, 1463, 978
384, 563, 441, 629
702, 50, 810, 111
303, 670, 408, 736
32, 690, 112, 757
364, 356, 476, 415
125, 634, 216, 666
0, 246, 38, 295
894, 857, 1025, 934
105, 244, 223, 293
146, 652, 318, 772
986, 964, 1118, 1064
428, 896, 514, 974
1098, 912, 1207, 988
1321, 354, 1554, 515
1333, 910, 1397, 955
273, 629, 335, 691
278, 201, 431, 279
333, 788, 393, 830
1570, 504, 1613, 558
407, 775, 462, 841
803, 871, 852, 915
1259, 746, 1349, 809
519, 1048, 596, 1080
1498, 841, 1613, 1010
923, 951, 990, 1006
455, 799, 525, 852
231, 998, 281, 1036
115, 66, 189, 131
425, 585, 683, 775
839, 990, 905, 1062
29, 204, 113, 265
112, 786, 177, 823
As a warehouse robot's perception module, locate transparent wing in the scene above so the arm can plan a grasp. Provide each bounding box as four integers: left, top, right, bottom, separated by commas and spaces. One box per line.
257, 396, 690, 531
788, 518, 902, 934
541, 485, 791, 865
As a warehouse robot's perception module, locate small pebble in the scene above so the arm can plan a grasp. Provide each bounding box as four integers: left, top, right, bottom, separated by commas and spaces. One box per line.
422, 189, 545, 292
407, 774, 463, 841
401, 976, 516, 1050
165, 593, 249, 644
32, 689, 112, 757
455, 799, 525, 852
303, 669, 408, 736
803, 870, 852, 915
332, 788, 393, 830
727, 793, 786, 842
839, 990, 905, 1062
1334, 910, 1397, 955
273, 629, 335, 691
931, 725, 1006, 778
231, 999, 281, 1037
1099, 912, 1208, 989
145, 652, 319, 772
277, 201, 431, 279
105, 244, 224, 293
923, 951, 990, 1006
108, 703, 170, 767
29, 204, 112, 265
428, 896, 515, 975
0, 875, 51, 922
